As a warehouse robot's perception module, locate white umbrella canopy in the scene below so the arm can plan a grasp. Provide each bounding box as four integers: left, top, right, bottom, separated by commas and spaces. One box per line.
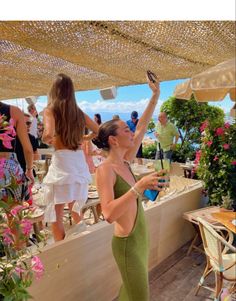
173, 58, 236, 102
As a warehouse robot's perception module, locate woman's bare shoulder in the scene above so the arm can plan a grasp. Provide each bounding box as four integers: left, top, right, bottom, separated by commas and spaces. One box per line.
97, 161, 118, 177
96, 161, 116, 185
43, 107, 53, 116
97, 161, 113, 173
10, 105, 24, 118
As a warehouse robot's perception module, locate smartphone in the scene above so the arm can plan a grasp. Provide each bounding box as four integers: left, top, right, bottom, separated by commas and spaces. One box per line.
143, 189, 159, 202
147, 70, 157, 83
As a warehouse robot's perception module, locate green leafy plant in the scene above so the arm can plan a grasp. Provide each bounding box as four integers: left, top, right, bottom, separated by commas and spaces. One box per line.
196, 120, 236, 207
0, 113, 44, 300
142, 141, 157, 159
147, 118, 156, 133
161, 96, 225, 162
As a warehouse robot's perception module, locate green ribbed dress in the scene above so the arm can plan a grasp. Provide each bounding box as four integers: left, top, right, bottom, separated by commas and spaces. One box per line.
112, 174, 149, 301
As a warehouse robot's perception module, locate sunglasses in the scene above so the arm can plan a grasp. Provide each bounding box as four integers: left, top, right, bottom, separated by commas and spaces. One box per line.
26, 121, 32, 126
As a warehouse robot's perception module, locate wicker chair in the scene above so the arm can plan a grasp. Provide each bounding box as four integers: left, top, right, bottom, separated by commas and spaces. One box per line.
196, 217, 236, 300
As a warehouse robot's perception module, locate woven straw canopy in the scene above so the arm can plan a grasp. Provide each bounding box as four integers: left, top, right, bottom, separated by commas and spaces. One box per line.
0, 21, 235, 100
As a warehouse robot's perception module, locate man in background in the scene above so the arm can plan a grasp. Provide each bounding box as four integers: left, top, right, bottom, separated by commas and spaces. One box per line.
15, 113, 39, 173
27, 104, 39, 138
155, 112, 179, 161
126, 111, 143, 165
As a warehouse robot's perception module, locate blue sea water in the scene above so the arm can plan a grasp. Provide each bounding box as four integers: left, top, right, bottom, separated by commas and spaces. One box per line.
87, 111, 157, 139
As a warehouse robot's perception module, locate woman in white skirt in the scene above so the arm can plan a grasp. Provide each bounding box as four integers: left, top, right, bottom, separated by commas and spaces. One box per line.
42, 73, 99, 241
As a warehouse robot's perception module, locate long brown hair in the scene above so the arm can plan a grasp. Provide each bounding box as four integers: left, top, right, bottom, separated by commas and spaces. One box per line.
48, 73, 85, 150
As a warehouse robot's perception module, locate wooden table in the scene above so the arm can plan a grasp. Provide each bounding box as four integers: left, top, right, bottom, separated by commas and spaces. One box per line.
211, 211, 236, 234
183, 206, 228, 255
131, 165, 155, 180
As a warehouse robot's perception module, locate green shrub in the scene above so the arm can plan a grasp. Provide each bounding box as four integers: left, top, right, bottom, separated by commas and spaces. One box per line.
172, 142, 196, 163
142, 142, 157, 159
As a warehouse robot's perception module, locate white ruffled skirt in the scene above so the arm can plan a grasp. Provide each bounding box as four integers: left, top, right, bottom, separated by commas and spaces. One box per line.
43, 149, 91, 222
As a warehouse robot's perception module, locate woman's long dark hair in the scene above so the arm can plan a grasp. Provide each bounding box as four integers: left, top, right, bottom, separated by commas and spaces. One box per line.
48, 73, 85, 150
94, 113, 102, 125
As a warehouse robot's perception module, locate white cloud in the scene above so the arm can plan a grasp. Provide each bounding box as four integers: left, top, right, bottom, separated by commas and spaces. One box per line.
2, 97, 165, 116
78, 98, 165, 116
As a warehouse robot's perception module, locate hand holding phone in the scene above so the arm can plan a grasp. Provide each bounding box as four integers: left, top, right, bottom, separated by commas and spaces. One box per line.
147, 70, 157, 83
143, 189, 159, 202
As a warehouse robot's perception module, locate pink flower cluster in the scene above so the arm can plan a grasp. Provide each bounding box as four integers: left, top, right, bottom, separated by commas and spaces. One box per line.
200, 120, 209, 132
20, 219, 32, 236
197, 121, 236, 169
3, 227, 14, 245
0, 115, 16, 149
206, 140, 213, 147
31, 256, 44, 280
194, 150, 202, 165
14, 256, 44, 280
215, 127, 224, 136
10, 205, 27, 216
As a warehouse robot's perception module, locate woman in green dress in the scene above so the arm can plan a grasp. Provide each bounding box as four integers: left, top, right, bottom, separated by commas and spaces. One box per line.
93, 76, 164, 301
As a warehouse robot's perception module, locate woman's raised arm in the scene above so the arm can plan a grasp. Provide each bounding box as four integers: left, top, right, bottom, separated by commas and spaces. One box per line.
125, 79, 160, 162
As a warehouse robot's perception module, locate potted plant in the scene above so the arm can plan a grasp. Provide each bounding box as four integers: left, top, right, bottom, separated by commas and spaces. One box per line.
0, 113, 44, 300
196, 120, 236, 209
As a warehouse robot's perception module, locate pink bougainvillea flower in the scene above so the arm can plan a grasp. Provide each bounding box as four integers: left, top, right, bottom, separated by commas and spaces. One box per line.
224, 122, 231, 129
206, 140, 213, 147
223, 143, 230, 150
200, 121, 209, 132
31, 256, 44, 280
5, 124, 16, 137
3, 228, 14, 245
213, 156, 219, 161
14, 266, 25, 276
231, 161, 236, 165
0, 133, 14, 149
215, 127, 224, 136
10, 205, 26, 217
20, 219, 32, 236
194, 150, 202, 165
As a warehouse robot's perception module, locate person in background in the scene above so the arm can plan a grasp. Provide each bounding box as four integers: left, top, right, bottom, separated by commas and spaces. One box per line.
112, 114, 120, 120
15, 113, 39, 173
126, 111, 143, 165
0, 102, 34, 249
42, 73, 98, 241
27, 104, 39, 139
94, 76, 164, 301
37, 122, 49, 149
94, 113, 102, 125
81, 128, 96, 174
155, 112, 179, 161
0, 102, 34, 199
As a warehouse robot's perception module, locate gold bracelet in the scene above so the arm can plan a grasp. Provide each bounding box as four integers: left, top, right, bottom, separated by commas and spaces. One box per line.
130, 186, 142, 198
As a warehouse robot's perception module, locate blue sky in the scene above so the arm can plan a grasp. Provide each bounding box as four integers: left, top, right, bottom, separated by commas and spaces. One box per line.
4, 78, 233, 121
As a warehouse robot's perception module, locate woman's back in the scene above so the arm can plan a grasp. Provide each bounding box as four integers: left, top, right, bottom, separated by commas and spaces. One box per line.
43, 74, 85, 151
